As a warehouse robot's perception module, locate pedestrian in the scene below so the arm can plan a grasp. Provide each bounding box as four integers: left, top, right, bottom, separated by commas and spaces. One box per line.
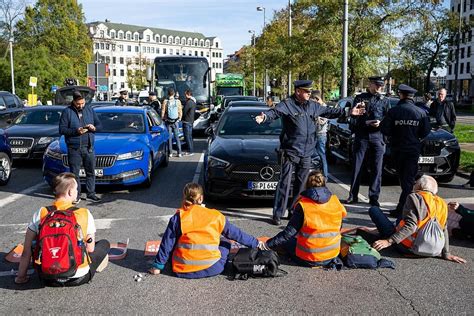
161, 88, 183, 158
15, 172, 110, 286
266, 96, 274, 108
345, 76, 390, 207
115, 90, 128, 106
310, 90, 329, 179
448, 200, 474, 241
430, 88, 456, 132
148, 183, 262, 279
148, 91, 162, 114
369, 175, 466, 264
381, 84, 431, 219
182, 89, 196, 156
261, 171, 346, 269
59, 91, 102, 203
255, 80, 365, 225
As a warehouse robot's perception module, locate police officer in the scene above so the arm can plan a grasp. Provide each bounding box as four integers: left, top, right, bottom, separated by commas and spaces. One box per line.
345, 76, 389, 207
381, 84, 431, 219
148, 91, 162, 113
115, 90, 128, 106
255, 80, 364, 225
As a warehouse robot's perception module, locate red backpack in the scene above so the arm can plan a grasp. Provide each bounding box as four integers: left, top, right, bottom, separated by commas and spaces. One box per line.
33, 206, 88, 280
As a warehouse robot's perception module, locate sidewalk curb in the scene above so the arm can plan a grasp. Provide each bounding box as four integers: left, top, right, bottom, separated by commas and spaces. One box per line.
456, 171, 471, 180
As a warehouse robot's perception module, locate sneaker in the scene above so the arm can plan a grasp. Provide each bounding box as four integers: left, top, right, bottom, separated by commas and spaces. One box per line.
169, 154, 173, 158
272, 217, 282, 226
184, 152, 194, 156
87, 195, 101, 202
369, 198, 380, 207
73, 197, 81, 205
178, 153, 183, 157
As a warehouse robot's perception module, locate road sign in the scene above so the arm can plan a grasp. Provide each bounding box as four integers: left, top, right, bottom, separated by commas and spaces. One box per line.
29, 77, 38, 87
28, 94, 37, 106
99, 85, 108, 92
51, 85, 58, 93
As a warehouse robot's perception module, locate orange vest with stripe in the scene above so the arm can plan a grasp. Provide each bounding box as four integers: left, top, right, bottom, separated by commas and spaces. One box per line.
172, 204, 226, 273
397, 191, 447, 249
39, 205, 90, 269
295, 195, 347, 262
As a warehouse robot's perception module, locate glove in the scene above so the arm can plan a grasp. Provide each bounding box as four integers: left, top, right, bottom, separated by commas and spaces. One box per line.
258, 240, 271, 251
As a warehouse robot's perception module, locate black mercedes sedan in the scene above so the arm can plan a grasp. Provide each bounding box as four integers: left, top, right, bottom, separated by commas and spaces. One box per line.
203, 104, 283, 199
5, 106, 65, 160
327, 97, 460, 182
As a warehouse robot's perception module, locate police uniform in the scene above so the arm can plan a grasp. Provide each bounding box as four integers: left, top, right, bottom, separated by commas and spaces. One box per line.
115, 90, 128, 106
148, 92, 162, 113
347, 76, 389, 206
263, 80, 347, 224
381, 84, 431, 218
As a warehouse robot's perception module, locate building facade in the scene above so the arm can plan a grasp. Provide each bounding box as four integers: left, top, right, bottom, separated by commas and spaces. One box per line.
446, 0, 474, 102
88, 21, 224, 95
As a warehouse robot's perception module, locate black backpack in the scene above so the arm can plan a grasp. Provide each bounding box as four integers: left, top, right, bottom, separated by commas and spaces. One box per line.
230, 248, 286, 280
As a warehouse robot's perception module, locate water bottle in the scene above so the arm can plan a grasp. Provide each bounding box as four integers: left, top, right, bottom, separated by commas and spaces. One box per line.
77, 228, 84, 247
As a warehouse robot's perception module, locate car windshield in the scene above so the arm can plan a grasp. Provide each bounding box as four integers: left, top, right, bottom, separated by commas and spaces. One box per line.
96, 112, 145, 133
13, 110, 62, 125
217, 87, 243, 96
217, 111, 282, 137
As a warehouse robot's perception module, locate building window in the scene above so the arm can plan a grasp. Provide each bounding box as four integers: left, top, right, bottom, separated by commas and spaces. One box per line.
467, 62, 471, 74
113, 69, 117, 76
170, 49, 173, 55
188, 39, 192, 46
464, 0, 467, 11
163, 48, 166, 54
200, 51, 204, 57
460, 63, 464, 74
146, 35, 150, 42
95, 43, 99, 49
112, 44, 116, 51
127, 45, 131, 52
176, 50, 179, 55
151, 47, 154, 53
216, 42, 219, 48
195, 51, 198, 56
120, 57, 124, 64
100, 43, 104, 50
106, 44, 110, 50
448, 65, 452, 75
162, 36, 167, 43
461, 47, 465, 58
212, 52, 215, 57
112, 57, 116, 64
212, 62, 215, 68
156, 48, 160, 54
135, 46, 139, 52
110, 31, 115, 38
120, 69, 125, 76
468, 47, 471, 57
134, 34, 139, 40
126, 33, 131, 40
118, 45, 123, 52
100, 30, 104, 38
176, 38, 180, 45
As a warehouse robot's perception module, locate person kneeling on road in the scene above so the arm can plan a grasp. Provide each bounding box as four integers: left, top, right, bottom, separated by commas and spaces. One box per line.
15, 172, 110, 286
261, 171, 347, 268
369, 175, 466, 264
149, 183, 263, 279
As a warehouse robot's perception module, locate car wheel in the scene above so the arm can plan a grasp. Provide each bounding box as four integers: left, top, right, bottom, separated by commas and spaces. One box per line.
0, 153, 12, 186
437, 173, 455, 183
160, 144, 169, 168
143, 155, 153, 188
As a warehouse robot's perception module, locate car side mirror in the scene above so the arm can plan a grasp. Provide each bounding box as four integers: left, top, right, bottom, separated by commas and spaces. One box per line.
5, 119, 12, 125
151, 125, 164, 134
0, 105, 6, 111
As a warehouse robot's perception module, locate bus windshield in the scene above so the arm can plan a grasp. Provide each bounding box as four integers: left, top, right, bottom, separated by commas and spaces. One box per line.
155, 58, 209, 104
217, 87, 243, 96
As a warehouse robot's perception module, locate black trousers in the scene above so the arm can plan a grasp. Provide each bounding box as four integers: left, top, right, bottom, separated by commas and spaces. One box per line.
44, 240, 110, 287
68, 146, 96, 197
394, 151, 420, 214
272, 153, 311, 220
349, 137, 385, 201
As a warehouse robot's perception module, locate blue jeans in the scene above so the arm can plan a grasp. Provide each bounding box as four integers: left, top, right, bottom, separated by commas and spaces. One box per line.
167, 121, 181, 155
67, 146, 95, 197
182, 122, 194, 153
315, 134, 328, 177
368, 206, 396, 238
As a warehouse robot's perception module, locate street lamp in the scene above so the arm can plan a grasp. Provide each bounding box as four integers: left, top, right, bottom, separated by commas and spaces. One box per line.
257, 6, 267, 97
248, 30, 256, 96
9, 37, 15, 95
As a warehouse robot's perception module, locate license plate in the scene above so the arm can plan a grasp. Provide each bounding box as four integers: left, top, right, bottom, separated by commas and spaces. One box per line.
11, 148, 28, 154
418, 156, 434, 164
79, 169, 103, 177
248, 181, 278, 190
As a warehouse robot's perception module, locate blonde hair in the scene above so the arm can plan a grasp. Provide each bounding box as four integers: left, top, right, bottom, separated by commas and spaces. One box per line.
306, 170, 326, 189
53, 172, 77, 197
182, 183, 204, 208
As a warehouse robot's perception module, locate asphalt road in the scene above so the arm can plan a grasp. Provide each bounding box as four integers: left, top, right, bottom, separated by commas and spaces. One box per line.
0, 138, 473, 314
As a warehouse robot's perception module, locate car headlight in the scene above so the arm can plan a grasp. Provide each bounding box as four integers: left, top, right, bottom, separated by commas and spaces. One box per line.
208, 155, 230, 168
117, 150, 144, 161
38, 137, 57, 145
443, 139, 458, 147
45, 147, 62, 160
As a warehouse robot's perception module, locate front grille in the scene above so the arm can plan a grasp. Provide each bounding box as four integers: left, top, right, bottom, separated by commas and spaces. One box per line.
421, 140, 442, 156
62, 155, 117, 168
8, 137, 34, 148
230, 164, 281, 181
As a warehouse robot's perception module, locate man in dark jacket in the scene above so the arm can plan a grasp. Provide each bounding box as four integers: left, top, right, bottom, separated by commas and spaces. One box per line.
255, 80, 364, 225
115, 90, 128, 106
59, 91, 102, 203
182, 89, 196, 155
148, 91, 161, 113
430, 88, 456, 132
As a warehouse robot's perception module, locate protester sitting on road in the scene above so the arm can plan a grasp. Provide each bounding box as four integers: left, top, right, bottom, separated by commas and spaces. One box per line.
448, 201, 474, 241
15, 172, 110, 286
370, 175, 466, 263
261, 171, 347, 268
149, 183, 262, 279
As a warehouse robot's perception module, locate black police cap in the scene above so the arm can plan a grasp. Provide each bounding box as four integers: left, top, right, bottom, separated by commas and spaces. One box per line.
368, 76, 385, 85
398, 84, 417, 96
294, 80, 313, 90
120, 90, 128, 95
149, 91, 156, 96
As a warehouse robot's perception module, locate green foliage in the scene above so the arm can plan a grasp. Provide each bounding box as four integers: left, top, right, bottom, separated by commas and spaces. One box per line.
454, 124, 474, 143
460, 150, 474, 171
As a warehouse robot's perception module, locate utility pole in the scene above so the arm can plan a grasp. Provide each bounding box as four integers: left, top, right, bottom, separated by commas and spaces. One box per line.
341, 0, 348, 98
288, 0, 292, 97
249, 30, 256, 96
95, 51, 99, 99
9, 37, 15, 95
454, 2, 463, 103
257, 6, 267, 97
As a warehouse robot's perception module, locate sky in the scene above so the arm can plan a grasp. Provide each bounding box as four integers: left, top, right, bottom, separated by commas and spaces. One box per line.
79, 0, 287, 57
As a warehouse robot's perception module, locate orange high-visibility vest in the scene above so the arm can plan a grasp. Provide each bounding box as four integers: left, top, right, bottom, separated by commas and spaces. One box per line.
295, 195, 347, 262
397, 191, 447, 249
172, 204, 225, 273
39, 205, 90, 269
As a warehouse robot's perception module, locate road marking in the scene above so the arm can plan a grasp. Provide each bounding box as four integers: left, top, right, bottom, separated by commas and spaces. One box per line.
0, 182, 48, 209
192, 152, 205, 183
222, 208, 273, 220
0, 269, 34, 277
328, 173, 369, 202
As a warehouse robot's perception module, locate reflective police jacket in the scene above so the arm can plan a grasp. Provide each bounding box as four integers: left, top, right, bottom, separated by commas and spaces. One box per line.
381, 98, 431, 153
351, 92, 390, 138
265, 95, 345, 158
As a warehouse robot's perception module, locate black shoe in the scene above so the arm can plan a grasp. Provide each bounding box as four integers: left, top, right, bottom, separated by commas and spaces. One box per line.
87, 195, 101, 202
272, 218, 281, 226
369, 198, 380, 207
286, 210, 294, 219
388, 209, 401, 218
73, 197, 81, 205
344, 197, 359, 204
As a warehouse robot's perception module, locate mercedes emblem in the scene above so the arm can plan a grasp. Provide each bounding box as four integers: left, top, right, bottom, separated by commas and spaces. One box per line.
259, 166, 274, 181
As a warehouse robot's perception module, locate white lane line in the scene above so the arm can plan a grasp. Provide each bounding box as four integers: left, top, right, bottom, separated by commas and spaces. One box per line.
0, 182, 48, 209
192, 152, 205, 183
0, 269, 35, 277
328, 173, 369, 202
